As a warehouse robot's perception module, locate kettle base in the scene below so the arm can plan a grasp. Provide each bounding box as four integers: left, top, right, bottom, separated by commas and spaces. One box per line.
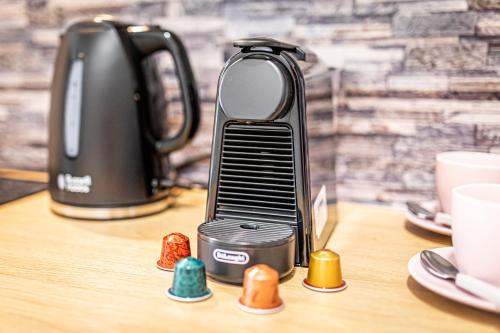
50, 198, 173, 220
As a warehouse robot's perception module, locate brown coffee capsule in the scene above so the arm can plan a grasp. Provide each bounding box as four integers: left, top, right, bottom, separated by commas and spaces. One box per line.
238, 264, 284, 314
156, 232, 191, 271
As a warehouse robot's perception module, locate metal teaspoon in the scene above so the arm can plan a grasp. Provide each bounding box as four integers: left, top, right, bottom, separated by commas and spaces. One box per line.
420, 250, 500, 307
406, 202, 452, 227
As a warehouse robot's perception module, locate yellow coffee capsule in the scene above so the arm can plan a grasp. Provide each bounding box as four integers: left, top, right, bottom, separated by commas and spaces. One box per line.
303, 249, 347, 292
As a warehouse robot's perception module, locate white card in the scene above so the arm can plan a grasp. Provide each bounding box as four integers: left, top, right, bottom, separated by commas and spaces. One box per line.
314, 185, 328, 239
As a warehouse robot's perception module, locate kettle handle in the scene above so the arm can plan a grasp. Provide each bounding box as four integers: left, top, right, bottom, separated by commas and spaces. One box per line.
130, 29, 200, 154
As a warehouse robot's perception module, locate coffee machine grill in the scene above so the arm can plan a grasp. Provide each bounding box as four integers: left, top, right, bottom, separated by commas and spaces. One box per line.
214, 123, 298, 224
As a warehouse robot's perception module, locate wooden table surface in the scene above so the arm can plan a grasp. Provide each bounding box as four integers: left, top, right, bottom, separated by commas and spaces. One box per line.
0, 172, 499, 332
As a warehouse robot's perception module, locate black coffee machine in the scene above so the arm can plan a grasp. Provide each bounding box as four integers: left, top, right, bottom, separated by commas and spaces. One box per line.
198, 38, 338, 284
48, 18, 200, 219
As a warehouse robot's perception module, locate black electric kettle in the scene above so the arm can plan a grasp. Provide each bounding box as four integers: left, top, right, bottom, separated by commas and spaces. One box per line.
48, 18, 200, 219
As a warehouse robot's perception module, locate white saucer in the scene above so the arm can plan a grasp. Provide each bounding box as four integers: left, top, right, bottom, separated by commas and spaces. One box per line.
408, 247, 500, 314
405, 201, 451, 236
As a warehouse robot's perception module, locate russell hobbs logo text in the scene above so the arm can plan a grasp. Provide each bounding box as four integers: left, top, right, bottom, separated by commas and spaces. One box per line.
57, 174, 92, 193
213, 249, 249, 265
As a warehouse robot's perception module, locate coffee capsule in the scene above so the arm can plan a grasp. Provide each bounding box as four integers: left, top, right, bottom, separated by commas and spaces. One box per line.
166, 257, 212, 302
303, 249, 347, 292
238, 264, 284, 314
157, 232, 191, 271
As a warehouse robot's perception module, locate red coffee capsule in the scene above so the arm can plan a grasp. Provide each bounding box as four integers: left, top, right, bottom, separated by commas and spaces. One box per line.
156, 232, 191, 271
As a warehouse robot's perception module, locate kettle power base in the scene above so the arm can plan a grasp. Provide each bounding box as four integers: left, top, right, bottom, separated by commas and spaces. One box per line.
50, 197, 174, 220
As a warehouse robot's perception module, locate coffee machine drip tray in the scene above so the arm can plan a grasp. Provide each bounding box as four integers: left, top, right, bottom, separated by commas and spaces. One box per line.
197, 218, 296, 284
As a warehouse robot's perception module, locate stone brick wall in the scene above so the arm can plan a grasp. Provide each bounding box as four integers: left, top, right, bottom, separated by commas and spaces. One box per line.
1, 0, 500, 204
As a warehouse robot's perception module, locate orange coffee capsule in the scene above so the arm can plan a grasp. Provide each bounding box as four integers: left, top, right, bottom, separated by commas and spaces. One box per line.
238, 264, 284, 314
156, 232, 191, 271
303, 249, 347, 292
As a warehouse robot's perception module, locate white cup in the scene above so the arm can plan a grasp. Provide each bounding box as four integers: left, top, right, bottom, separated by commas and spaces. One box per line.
436, 152, 500, 214
452, 184, 500, 287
